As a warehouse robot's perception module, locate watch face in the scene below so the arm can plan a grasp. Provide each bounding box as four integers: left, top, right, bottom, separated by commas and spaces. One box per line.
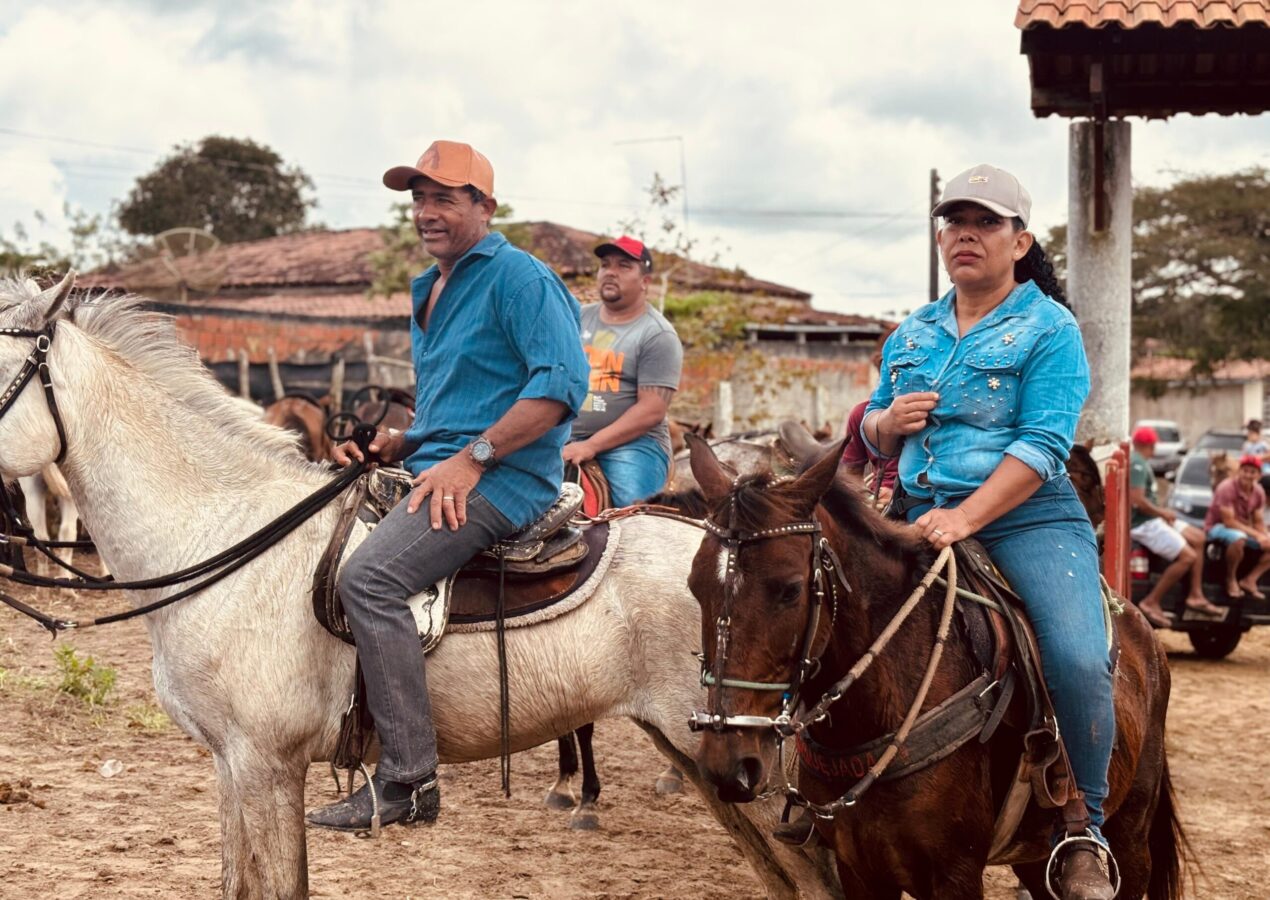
472, 439, 493, 463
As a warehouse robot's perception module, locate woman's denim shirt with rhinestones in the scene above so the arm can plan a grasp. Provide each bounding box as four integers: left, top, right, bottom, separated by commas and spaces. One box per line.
862, 280, 1089, 505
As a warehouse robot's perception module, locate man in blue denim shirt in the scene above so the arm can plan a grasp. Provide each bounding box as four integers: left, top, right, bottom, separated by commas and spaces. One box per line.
308, 141, 588, 834
862, 165, 1118, 898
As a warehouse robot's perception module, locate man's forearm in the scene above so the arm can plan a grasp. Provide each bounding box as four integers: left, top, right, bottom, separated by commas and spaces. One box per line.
485, 398, 571, 457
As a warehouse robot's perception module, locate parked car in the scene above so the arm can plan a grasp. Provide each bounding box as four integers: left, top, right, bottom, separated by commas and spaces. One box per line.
1165, 430, 1249, 527
1132, 418, 1186, 475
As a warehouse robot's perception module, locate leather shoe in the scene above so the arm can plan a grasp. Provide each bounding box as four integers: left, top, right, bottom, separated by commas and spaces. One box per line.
772, 809, 818, 847
306, 772, 439, 834
1054, 842, 1117, 900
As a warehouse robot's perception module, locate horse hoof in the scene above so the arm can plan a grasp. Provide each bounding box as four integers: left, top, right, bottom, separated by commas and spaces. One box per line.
654, 774, 683, 795
544, 789, 576, 811
569, 809, 600, 831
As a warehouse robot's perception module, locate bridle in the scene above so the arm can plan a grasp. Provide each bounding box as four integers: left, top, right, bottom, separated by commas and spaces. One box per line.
0, 323, 68, 465
687, 488, 848, 735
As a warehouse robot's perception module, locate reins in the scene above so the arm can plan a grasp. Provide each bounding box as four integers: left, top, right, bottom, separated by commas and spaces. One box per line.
0, 318, 375, 635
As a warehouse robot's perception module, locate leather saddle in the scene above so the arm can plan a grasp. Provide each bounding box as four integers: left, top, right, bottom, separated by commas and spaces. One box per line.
313, 470, 610, 647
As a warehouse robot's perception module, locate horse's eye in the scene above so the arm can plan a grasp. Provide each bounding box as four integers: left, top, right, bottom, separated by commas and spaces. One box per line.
776, 581, 804, 605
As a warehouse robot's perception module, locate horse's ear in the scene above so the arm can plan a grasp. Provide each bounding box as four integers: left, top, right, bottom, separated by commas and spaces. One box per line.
687, 432, 733, 504
786, 439, 846, 513
30, 270, 76, 325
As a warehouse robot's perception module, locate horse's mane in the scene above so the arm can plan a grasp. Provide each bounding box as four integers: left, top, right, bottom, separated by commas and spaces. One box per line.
645, 485, 711, 518
0, 280, 311, 467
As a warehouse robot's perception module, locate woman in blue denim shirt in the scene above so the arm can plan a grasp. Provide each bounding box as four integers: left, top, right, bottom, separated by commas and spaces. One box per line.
862, 165, 1116, 898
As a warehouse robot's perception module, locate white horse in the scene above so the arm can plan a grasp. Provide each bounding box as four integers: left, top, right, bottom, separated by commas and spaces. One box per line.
0, 275, 841, 900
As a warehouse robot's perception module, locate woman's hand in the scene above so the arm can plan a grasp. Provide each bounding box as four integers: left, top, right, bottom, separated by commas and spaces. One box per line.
914, 506, 976, 550
881, 391, 940, 437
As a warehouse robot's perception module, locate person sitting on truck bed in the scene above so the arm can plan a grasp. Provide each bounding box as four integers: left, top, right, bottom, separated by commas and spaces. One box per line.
1206, 455, 1270, 600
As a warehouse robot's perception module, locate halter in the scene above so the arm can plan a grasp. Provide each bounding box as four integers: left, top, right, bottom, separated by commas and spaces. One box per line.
687, 488, 848, 735
0, 324, 69, 465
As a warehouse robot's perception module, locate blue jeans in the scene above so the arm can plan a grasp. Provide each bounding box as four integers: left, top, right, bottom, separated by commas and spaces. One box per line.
338, 491, 515, 782
596, 434, 670, 507
909, 477, 1113, 831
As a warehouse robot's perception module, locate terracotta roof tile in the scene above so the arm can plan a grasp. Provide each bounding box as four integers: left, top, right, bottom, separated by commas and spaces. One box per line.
174, 291, 411, 321
1017, 0, 1270, 29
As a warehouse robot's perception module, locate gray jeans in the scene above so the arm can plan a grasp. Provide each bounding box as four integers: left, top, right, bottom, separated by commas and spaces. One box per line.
338, 490, 515, 782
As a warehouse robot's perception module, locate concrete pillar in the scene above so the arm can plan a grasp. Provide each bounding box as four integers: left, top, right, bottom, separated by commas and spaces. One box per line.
1068, 120, 1132, 444
713, 380, 734, 437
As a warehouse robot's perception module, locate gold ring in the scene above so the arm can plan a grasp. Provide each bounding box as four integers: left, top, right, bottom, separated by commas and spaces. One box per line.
442, 496, 455, 502
932, 529, 945, 537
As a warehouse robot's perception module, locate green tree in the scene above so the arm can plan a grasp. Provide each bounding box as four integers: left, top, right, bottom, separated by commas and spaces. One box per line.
1046, 166, 1270, 372
117, 136, 315, 243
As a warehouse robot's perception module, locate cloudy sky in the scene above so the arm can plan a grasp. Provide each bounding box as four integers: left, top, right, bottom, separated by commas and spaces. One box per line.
0, 0, 1266, 319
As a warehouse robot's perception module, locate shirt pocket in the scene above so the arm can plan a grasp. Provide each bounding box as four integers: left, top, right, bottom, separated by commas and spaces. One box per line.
961, 346, 1023, 427
887, 353, 932, 395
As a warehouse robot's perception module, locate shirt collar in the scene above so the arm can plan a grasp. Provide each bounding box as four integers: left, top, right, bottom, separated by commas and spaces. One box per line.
410, 231, 508, 303
915, 280, 1041, 336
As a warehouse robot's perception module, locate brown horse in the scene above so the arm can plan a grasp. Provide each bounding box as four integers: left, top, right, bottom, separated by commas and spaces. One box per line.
684, 438, 1183, 900
262, 393, 334, 462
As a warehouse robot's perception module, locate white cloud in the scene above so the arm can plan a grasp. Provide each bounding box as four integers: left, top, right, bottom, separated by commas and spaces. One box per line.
0, 0, 1264, 319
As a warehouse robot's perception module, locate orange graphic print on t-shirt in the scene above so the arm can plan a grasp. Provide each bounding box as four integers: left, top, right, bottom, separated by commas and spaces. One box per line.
584, 335, 625, 394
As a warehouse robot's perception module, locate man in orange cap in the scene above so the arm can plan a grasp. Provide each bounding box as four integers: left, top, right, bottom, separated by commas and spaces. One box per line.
308, 141, 589, 833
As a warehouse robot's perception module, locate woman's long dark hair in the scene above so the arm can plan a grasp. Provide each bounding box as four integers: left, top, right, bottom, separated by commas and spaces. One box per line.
1012, 217, 1069, 309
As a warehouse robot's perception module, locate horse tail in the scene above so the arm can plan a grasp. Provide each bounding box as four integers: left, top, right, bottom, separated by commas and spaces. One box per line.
1147, 754, 1190, 900
41, 463, 70, 500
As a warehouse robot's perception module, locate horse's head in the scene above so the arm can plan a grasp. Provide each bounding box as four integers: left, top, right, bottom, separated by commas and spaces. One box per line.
685, 433, 843, 802
0, 272, 76, 478
1210, 451, 1235, 489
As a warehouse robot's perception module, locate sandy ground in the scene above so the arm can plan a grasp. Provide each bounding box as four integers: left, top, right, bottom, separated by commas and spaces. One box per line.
1, 555, 1267, 899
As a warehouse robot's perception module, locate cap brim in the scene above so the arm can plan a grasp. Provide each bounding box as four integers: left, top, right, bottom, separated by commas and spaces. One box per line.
382, 166, 468, 192
931, 197, 1024, 223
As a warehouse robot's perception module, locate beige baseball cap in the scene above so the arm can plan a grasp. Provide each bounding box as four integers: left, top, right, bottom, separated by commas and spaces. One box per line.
931, 164, 1032, 227
383, 140, 495, 195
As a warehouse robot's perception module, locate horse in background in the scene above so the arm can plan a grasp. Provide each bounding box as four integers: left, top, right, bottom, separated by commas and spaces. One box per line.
1209, 451, 1238, 490
14, 464, 82, 572
263, 394, 334, 462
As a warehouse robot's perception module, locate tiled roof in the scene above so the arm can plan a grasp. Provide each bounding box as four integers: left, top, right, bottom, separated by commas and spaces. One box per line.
1131, 356, 1270, 381
167, 291, 411, 321
1017, 0, 1270, 29
82, 222, 811, 300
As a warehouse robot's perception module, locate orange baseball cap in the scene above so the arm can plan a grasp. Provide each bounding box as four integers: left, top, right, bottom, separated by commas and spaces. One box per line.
383, 140, 495, 195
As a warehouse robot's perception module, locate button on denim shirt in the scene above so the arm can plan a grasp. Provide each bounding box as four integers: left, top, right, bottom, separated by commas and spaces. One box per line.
404, 232, 589, 528
862, 280, 1089, 505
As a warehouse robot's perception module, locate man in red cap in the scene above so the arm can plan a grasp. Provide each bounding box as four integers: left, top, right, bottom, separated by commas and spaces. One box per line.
1128, 426, 1220, 625
1205, 454, 1270, 599
308, 141, 589, 833
563, 236, 683, 506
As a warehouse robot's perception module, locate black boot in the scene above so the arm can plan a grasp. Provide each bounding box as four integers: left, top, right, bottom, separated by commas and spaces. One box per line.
772, 808, 818, 846
306, 771, 439, 835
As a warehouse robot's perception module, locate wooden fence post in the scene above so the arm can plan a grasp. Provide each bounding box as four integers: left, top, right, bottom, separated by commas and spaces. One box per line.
713, 380, 733, 437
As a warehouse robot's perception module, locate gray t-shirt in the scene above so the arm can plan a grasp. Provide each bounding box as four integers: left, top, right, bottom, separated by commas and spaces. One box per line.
572, 303, 683, 458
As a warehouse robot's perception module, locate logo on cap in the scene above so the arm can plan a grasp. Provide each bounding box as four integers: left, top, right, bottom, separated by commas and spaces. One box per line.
969, 175, 989, 184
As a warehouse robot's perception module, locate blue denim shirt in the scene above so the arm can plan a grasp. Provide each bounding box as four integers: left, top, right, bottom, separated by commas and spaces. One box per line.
404, 232, 589, 528
862, 280, 1089, 505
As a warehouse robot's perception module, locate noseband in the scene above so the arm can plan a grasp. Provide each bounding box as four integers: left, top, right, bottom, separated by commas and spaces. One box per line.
688, 496, 846, 735
0, 324, 68, 465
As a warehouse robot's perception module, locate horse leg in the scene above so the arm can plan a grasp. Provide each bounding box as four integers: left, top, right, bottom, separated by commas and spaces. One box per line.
545, 731, 579, 810
569, 721, 601, 830
834, 860, 899, 900
635, 721, 843, 900
1011, 863, 1045, 900
55, 493, 78, 567
17, 475, 48, 575
214, 749, 308, 900
654, 763, 684, 795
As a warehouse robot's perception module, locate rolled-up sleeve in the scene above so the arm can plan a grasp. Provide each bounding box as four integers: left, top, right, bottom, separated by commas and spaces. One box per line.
1004, 322, 1090, 480
500, 275, 589, 420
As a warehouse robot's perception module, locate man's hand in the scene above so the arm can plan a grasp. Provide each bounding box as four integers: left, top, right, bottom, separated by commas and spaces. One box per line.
1160, 508, 1177, 525
881, 392, 939, 438
562, 440, 598, 466
332, 430, 405, 467
914, 506, 976, 551
408, 450, 483, 529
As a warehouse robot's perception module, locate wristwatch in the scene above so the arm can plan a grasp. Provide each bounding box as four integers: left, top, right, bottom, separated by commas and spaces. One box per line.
468, 435, 497, 470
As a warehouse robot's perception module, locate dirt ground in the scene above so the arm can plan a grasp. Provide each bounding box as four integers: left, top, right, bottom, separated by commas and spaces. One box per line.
1, 557, 1267, 899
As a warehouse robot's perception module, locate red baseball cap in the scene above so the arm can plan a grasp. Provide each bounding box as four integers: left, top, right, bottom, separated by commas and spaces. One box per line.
1131, 426, 1158, 445
595, 235, 653, 272
1239, 454, 1263, 470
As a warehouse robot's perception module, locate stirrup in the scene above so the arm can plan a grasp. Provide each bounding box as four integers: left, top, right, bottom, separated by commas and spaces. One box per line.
1044, 831, 1120, 900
